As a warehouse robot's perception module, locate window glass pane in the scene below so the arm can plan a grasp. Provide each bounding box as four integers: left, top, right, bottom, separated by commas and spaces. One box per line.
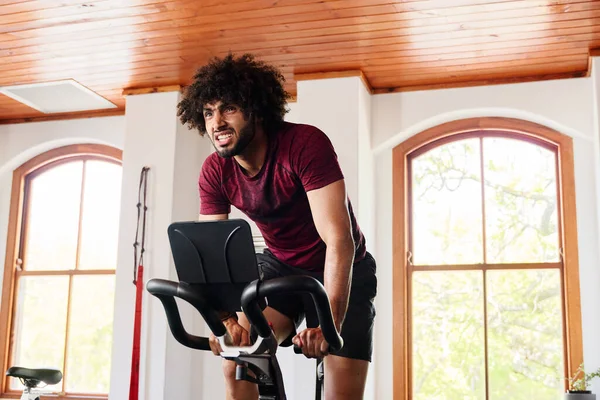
65, 275, 115, 393
79, 160, 122, 270
487, 269, 564, 400
483, 138, 559, 263
9, 276, 68, 392
23, 161, 83, 271
412, 271, 485, 399
411, 138, 483, 265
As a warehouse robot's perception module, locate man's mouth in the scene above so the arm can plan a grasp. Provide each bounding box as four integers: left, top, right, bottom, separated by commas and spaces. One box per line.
215, 131, 234, 146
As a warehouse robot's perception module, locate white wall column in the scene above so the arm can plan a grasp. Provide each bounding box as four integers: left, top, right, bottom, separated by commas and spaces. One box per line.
109, 90, 212, 400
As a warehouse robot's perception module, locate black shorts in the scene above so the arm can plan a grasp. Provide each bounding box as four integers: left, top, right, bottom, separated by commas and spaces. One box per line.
256, 249, 377, 362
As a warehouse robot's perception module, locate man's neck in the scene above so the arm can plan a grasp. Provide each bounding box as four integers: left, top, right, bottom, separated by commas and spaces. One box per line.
234, 125, 268, 177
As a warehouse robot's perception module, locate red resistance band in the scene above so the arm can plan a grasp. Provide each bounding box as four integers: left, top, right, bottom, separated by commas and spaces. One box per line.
130, 166, 149, 400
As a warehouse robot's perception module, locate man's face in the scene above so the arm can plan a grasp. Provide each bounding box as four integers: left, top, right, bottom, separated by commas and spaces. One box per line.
203, 101, 255, 158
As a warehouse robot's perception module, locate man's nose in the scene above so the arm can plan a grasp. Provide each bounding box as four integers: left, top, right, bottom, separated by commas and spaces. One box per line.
213, 110, 225, 128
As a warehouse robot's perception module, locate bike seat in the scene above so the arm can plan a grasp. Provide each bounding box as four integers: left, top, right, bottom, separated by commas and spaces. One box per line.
6, 367, 62, 386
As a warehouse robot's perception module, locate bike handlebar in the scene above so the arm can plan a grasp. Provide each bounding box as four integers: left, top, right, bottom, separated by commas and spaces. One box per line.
147, 275, 343, 355
241, 276, 343, 353
146, 279, 225, 351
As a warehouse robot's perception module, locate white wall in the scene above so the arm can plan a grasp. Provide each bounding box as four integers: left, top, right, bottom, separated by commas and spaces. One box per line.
371, 74, 600, 397
371, 77, 595, 152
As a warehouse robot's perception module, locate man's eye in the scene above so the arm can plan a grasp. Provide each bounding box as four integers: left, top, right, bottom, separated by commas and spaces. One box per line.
224, 106, 236, 113
204, 111, 212, 118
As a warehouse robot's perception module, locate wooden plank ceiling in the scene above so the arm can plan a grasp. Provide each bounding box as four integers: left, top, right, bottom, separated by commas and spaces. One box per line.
0, 0, 598, 124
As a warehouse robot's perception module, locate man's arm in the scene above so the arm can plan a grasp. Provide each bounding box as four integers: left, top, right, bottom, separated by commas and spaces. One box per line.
306, 179, 355, 332
198, 213, 228, 221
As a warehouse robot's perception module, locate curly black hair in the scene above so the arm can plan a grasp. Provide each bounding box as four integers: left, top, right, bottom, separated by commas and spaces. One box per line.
177, 53, 290, 136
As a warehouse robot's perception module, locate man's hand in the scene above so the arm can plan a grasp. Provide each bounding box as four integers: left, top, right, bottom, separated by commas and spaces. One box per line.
208, 317, 251, 355
292, 327, 330, 358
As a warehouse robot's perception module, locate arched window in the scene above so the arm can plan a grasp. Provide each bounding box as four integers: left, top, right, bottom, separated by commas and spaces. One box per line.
0, 144, 122, 399
393, 118, 583, 400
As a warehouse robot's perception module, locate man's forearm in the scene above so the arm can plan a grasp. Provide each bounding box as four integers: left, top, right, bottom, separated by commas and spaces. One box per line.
323, 235, 355, 332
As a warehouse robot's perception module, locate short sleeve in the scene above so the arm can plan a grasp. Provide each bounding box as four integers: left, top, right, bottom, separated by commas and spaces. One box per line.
198, 158, 231, 215
291, 126, 344, 192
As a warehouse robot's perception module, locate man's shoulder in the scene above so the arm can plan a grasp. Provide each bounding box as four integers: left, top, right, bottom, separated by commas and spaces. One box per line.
279, 121, 325, 136
204, 150, 222, 165
276, 121, 329, 148
200, 151, 231, 180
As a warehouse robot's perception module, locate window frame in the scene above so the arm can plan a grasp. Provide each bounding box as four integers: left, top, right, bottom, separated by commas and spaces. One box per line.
392, 117, 583, 399
0, 144, 122, 400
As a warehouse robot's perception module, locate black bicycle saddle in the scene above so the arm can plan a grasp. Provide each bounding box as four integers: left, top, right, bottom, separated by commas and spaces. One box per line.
6, 367, 63, 386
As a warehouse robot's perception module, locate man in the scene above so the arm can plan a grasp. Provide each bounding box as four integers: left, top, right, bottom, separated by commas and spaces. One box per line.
177, 53, 377, 400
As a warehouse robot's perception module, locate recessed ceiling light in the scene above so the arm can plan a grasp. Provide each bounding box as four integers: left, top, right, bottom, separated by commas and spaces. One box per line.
0, 79, 117, 114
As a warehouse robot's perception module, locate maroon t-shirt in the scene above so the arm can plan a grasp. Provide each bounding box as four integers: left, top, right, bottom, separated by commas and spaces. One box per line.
198, 121, 366, 271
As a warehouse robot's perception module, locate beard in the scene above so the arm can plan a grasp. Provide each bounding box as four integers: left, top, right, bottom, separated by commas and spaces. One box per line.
213, 118, 256, 158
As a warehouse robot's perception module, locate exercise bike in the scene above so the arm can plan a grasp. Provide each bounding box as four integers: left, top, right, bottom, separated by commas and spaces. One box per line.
5, 366, 62, 400
147, 219, 343, 400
